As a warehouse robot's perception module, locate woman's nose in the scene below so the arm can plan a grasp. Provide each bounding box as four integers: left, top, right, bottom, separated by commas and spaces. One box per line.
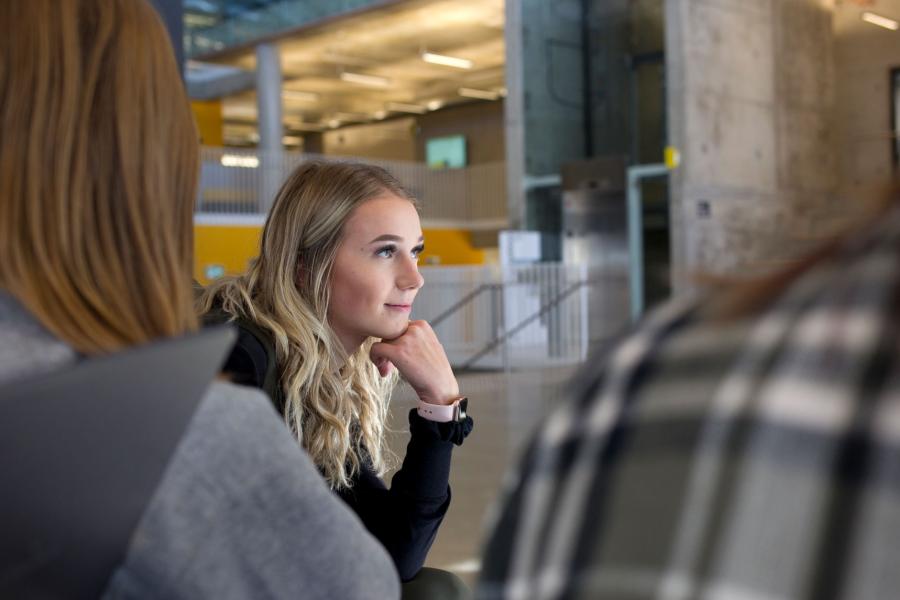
397, 256, 424, 290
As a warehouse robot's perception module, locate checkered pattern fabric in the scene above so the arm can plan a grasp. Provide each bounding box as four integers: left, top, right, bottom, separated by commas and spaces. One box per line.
478, 206, 900, 600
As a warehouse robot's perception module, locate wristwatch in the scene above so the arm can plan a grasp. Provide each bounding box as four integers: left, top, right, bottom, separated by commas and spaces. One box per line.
416, 396, 468, 423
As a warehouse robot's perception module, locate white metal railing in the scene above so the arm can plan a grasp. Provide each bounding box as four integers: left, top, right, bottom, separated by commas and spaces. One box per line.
412, 263, 591, 370
196, 147, 507, 226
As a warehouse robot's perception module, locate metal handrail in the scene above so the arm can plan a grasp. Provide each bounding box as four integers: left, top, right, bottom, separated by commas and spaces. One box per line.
460, 278, 588, 370
428, 283, 502, 328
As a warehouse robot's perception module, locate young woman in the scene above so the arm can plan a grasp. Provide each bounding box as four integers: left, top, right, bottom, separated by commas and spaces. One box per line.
198, 161, 474, 583
0, 2, 399, 597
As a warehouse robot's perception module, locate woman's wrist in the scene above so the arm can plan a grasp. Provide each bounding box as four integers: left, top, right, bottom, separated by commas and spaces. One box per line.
417, 385, 460, 406
416, 396, 468, 423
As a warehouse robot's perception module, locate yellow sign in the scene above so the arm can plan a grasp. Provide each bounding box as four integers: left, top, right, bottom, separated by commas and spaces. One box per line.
664, 146, 681, 170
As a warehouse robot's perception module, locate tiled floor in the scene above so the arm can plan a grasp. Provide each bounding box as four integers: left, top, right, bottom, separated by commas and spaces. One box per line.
387, 365, 580, 586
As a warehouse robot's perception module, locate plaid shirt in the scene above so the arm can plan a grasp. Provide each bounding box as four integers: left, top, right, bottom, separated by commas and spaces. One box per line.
478, 205, 900, 600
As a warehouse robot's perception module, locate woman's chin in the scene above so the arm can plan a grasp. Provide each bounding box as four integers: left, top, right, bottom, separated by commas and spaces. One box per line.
375, 323, 410, 341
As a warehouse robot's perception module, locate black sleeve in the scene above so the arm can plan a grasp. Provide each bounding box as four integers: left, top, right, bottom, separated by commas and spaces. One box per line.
220, 327, 269, 389
337, 409, 473, 581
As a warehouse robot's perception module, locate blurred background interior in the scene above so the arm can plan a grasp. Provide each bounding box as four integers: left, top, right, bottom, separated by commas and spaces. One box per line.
150, 0, 900, 584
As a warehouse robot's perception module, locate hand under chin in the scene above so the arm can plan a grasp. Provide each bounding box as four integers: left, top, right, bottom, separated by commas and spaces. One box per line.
381, 325, 409, 341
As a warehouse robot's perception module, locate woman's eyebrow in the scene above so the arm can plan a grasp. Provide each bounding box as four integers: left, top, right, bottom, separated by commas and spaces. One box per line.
368, 234, 425, 244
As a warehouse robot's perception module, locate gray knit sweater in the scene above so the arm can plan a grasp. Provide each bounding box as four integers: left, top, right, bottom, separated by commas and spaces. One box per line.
0, 293, 400, 599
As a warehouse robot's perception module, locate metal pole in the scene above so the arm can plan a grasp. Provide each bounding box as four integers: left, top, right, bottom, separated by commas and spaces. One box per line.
256, 43, 283, 214
256, 43, 282, 153
504, 0, 526, 230
626, 163, 668, 322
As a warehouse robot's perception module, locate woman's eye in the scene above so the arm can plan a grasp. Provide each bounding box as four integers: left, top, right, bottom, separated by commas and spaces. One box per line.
411, 245, 425, 258
376, 246, 396, 258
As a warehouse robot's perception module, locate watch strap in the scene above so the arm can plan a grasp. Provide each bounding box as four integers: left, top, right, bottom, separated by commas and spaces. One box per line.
416, 397, 468, 423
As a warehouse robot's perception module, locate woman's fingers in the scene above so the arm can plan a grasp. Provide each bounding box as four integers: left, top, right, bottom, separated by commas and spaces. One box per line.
373, 356, 393, 377
370, 321, 459, 404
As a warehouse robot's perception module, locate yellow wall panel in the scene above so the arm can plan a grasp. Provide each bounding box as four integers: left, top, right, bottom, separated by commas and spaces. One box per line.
191, 100, 223, 147
419, 229, 485, 266
194, 224, 261, 284
194, 224, 486, 285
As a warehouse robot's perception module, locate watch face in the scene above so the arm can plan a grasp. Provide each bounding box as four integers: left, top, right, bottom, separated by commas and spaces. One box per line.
457, 398, 468, 420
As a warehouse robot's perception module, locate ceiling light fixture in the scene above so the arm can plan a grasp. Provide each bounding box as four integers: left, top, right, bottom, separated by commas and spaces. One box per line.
184, 13, 218, 28
386, 102, 427, 114
861, 11, 899, 30
458, 87, 500, 101
427, 100, 444, 111
373, 110, 388, 120
283, 90, 319, 101
422, 52, 473, 69
340, 71, 390, 87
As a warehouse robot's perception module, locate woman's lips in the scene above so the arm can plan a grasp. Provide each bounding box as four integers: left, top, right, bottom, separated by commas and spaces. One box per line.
385, 303, 412, 312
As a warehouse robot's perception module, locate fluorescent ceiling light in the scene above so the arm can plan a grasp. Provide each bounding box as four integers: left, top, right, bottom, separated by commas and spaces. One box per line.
386, 102, 427, 114
862, 11, 899, 30
184, 13, 217, 27
422, 52, 473, 69
283, 90, 319, 101
340, 71, 390, 87
458, 87, 500, 100
426, 100, 444, 111
220, 154, 259, 168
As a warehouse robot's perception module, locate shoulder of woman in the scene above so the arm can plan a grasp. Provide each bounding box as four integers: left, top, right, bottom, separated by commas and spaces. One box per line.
146, 380, 401, 597
182, 382, 311, 485
195, 381, 279, 438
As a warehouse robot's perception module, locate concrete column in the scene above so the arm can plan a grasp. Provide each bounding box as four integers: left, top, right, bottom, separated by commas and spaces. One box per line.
256, 43, 283, 154
666, 0, 837, 291
256, 43, 283, 213
504, 0, 527, 230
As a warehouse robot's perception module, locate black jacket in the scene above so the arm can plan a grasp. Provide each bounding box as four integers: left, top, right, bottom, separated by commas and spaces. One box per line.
207, 312, 472, 580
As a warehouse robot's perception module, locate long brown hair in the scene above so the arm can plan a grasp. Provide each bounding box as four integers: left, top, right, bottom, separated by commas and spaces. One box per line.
198, 161, 415, 489
0, 0, 199, 354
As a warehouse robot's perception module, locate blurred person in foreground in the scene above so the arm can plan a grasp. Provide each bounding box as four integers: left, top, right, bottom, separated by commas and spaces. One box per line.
0, 1, 399, 597
478, 183, 900, 600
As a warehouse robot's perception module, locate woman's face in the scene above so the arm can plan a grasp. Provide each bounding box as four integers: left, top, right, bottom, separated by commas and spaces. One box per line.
327, 194, 425, 353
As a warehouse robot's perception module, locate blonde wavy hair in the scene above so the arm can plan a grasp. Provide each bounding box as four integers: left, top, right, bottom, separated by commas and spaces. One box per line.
0, 0, 199, 354
198, 161, 416, 489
